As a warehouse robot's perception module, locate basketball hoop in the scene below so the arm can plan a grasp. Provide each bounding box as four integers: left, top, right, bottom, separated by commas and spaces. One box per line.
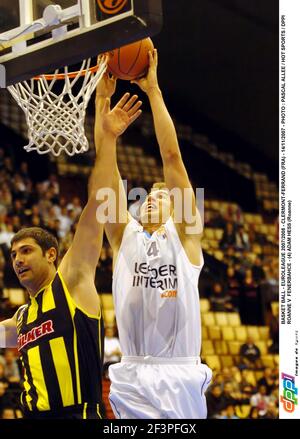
7, 57, 107, 156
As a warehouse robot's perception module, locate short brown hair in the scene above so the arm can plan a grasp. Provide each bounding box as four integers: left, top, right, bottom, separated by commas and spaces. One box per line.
11, 227, 59, 268
151, 182, 167, 191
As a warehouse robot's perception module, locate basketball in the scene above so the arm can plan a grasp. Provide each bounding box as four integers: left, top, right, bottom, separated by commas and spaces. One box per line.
107, 38, 154, 80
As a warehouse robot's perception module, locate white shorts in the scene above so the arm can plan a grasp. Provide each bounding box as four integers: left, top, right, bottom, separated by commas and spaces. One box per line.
108, 356, 212, 419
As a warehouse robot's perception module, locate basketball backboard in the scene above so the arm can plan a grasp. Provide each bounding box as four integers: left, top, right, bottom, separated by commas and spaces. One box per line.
0, 0, 162, 86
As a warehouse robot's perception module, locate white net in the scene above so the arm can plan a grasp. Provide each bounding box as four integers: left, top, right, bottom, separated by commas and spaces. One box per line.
7, 58, 107, 156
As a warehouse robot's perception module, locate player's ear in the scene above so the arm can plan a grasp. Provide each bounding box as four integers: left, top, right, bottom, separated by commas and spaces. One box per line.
46, 247, 57, 265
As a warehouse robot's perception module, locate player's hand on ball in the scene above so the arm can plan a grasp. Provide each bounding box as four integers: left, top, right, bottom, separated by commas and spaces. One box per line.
131, 49, 159, 93
96, 55, 117, 99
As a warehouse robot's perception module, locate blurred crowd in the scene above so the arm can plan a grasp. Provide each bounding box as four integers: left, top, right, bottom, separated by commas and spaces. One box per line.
0, 147, 113, 305
202, 204, 278, 329
0, 145, 278, 419
206, 364, 279, 419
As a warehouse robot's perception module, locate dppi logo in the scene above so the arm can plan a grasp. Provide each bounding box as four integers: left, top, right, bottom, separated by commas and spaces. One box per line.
280, 372, 298, 413
97, 0, 128, 15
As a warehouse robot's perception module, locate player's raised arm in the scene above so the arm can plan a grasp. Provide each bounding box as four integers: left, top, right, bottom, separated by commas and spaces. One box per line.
94, 72, 142, 255
60, 92, 142, 291
132, 49, 202, 237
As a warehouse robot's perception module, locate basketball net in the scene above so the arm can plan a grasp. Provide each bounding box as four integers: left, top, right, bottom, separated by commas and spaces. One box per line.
8, 57, 107, 156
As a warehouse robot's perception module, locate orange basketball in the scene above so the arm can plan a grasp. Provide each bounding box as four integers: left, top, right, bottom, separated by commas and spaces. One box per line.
107, 38, 154, 80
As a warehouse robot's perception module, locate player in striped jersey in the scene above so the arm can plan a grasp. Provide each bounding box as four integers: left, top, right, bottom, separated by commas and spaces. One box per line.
0, 75, 142, 418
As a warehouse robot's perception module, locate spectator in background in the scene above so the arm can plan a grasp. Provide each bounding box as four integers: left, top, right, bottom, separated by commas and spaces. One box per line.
257, 367, 276, 396
223, 247, 240, 269
269, 307, 279, 354
252, 256, 265, 284
250, 384, 271, 417
239, 337, 261, 370
0, 207, 7, 230
213, 372, 225, 390
225, 265, 241, 311
240, 269, 264, 325
239, 369, 257, 396
41, 173, 60, 196
45, 219, 60, 241
219, 404, 239, 419
210, 282, 233, 312
235, 225, 250, 251
31, 215, 43, 228
220, 222, 238, 250
0, 349, 20, 383
11, 174, 27, 200
3, 157, 14, 177
67, 197, 83, 218
0, 223, 14, 247
26, 204, 43, 227
0, 183, 13, 209
37, 190, 55, 220
11, 215, 22, 233
221, 381, 248, 407
57, 206, 72, 238
261, 268, 279, 322
206, 384, 226, 418
52, 196, 67, 218
269, 387, 279, 410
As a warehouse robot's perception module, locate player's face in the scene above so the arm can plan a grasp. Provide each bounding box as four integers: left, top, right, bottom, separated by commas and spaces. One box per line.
10, 238, 54, 289
140, 189, 172, 226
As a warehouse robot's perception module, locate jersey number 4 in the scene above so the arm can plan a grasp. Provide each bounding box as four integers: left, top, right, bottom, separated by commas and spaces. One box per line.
146, 241, 160, 259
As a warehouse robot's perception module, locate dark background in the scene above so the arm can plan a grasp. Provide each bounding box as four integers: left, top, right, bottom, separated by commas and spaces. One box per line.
141, 0, 278, 179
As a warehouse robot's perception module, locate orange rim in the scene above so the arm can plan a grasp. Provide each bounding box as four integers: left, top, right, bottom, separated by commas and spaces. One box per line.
33, 64, 99, 81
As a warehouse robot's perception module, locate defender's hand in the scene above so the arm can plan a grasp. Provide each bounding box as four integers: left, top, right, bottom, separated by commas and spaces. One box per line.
101, 93, 142, 138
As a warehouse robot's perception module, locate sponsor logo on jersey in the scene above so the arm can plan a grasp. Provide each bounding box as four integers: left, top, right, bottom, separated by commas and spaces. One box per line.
160, 290, 177, 298
17, 320, 54, 350
132, 263, 178, 290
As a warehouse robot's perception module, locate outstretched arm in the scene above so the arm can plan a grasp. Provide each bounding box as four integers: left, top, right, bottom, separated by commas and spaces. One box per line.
132, 49, 202, 238
94, 72, 141, 255
59, 90, 142, 303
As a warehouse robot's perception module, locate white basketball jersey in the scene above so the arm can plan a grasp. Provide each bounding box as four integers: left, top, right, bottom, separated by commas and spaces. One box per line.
112, 217, 204, 357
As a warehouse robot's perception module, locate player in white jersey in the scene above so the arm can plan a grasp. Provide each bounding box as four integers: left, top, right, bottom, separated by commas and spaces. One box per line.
95, 50, 212, 419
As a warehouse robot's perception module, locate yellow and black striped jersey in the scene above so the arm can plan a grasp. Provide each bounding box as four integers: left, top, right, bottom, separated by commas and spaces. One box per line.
16, 270, 104, 414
